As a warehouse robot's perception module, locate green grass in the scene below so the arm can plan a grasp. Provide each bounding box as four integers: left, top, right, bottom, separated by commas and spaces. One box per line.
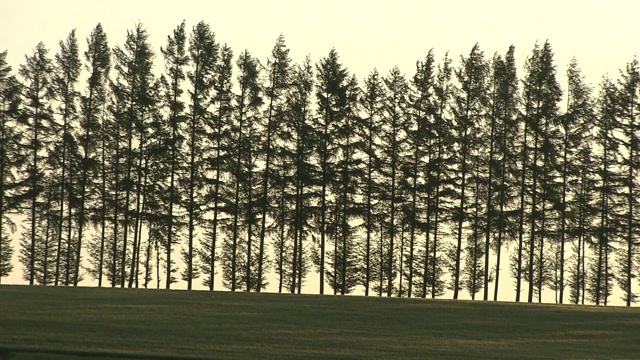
0, 286, 639, 359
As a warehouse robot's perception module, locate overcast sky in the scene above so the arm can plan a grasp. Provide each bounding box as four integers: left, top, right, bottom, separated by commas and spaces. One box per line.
1, 1, 638, 303
2, 0, 639, 88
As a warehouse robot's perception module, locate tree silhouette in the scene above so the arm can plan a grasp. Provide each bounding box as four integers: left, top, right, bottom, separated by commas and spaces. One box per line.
450, 44, 487, 299
18, 42, 54, 285
159, 20, 188, 289
615, 58, 640, 306
77, 24, 110, 287
0, 50, 22, 284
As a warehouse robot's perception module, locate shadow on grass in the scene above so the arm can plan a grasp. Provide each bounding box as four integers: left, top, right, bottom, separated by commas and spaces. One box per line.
0, 348, 209, 360
0, 349, 14, 359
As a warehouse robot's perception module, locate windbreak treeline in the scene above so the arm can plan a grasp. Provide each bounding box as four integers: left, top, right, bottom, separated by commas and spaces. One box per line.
2, 22, 639, 306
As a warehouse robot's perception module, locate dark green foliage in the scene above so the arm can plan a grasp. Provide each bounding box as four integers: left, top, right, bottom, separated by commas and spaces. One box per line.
589, 77, 623, 305
153, 19, 188, 288
357, 68, 384, 296
377, 66, 410, 296
78, 24, 111, 287
325, 74, 363, 295
50, 29, 81, 286
182, 21, 218, 289
17, 42, 55, 285
256, 35, 292, 292
401, 51, 435, 298
558, 58, 595, 303
315, 51, 362, 296
519, 41, 562, 303
199, 44, 233, 291
615, 58, 640, 306
0, 50, 22, 283
487, 46, 520, 301
424, 53, 455, 299
6, 22, 640, 308
221, 49, 263, 292
450, 44, 488, 299
111, 23, 155, 288
313, 49, 351, 294
566, 146, 597, 305
277, 56, 315, 294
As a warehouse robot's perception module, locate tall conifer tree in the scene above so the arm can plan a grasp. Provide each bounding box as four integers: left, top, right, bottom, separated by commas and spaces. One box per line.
358, 69, 384, 296
615, 58, 640, 306
380, 66, 410, 296
77, 24, 110, 287
314, 49, 348, 294
405, 52, 435, 297
0, 50, 21, 283
111, 23, 155, 287
18, 42, 54, 285
160, 21, 188, 289
491, 46, 519, 301
51, 30, 81, 285
590, 77, 621, 305
256, 35, 291, 291
521, 41, 562, 302
199, 43, 233, 291
450, 44, 488, 299
558, 58, 594, 303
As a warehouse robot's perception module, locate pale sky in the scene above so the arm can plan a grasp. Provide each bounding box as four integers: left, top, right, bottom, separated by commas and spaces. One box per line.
1, 1, 638, 304
2, 0, 639, 89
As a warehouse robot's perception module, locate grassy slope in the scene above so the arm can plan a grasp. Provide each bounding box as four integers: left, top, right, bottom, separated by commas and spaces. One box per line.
0, 286, 639, 359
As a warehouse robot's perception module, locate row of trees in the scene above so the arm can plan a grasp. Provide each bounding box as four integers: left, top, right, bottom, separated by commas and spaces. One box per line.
1, 21, 638, 306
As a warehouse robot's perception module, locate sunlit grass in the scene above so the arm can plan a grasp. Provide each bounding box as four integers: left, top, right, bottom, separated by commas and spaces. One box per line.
0, 285, 639, 359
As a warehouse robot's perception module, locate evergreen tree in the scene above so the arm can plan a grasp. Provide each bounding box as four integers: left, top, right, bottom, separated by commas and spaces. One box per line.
450, 44, 488, 299
128, 57, 158, 289
357, 69, 384, 296
313, 49, 349, 294
107, 83, 126, 287
327, 75, 362, 295
222, 50, 263, 291
590, 77, 621, 305
463, 158, 488, 299
558, 58, 594, 303
567, 145, 597, 304
159, 21, 188, 289
77, 23, 110, 287
111, 23, 155, 288
0, 50, 22, 283
138, 80, 167, 288
160, 21, 191, 288
237, 50, 264, 292
19, 185, 57, 285
281, 57, 315, 294
199, 44, 233, 291
379, 66, 410, 296
425, 53, 454, 298
50, 29, 81, 285
404, 52, 435, 297
520, 41, 562, 302
482, 49, 519, 301
182, 21, 218, 289
256, 35, 291, 291
481, 52, 501, 301
615, 58, 640, 306
491, 46, 519, 301
129, 79, 162, 288
48, 135, 82, 286
18, 42, 54, 285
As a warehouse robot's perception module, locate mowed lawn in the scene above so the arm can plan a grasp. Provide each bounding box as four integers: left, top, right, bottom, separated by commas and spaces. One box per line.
0, 286, 639, 359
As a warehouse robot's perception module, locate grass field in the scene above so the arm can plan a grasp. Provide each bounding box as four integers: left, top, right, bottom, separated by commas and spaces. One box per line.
0, 286, 639, 359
